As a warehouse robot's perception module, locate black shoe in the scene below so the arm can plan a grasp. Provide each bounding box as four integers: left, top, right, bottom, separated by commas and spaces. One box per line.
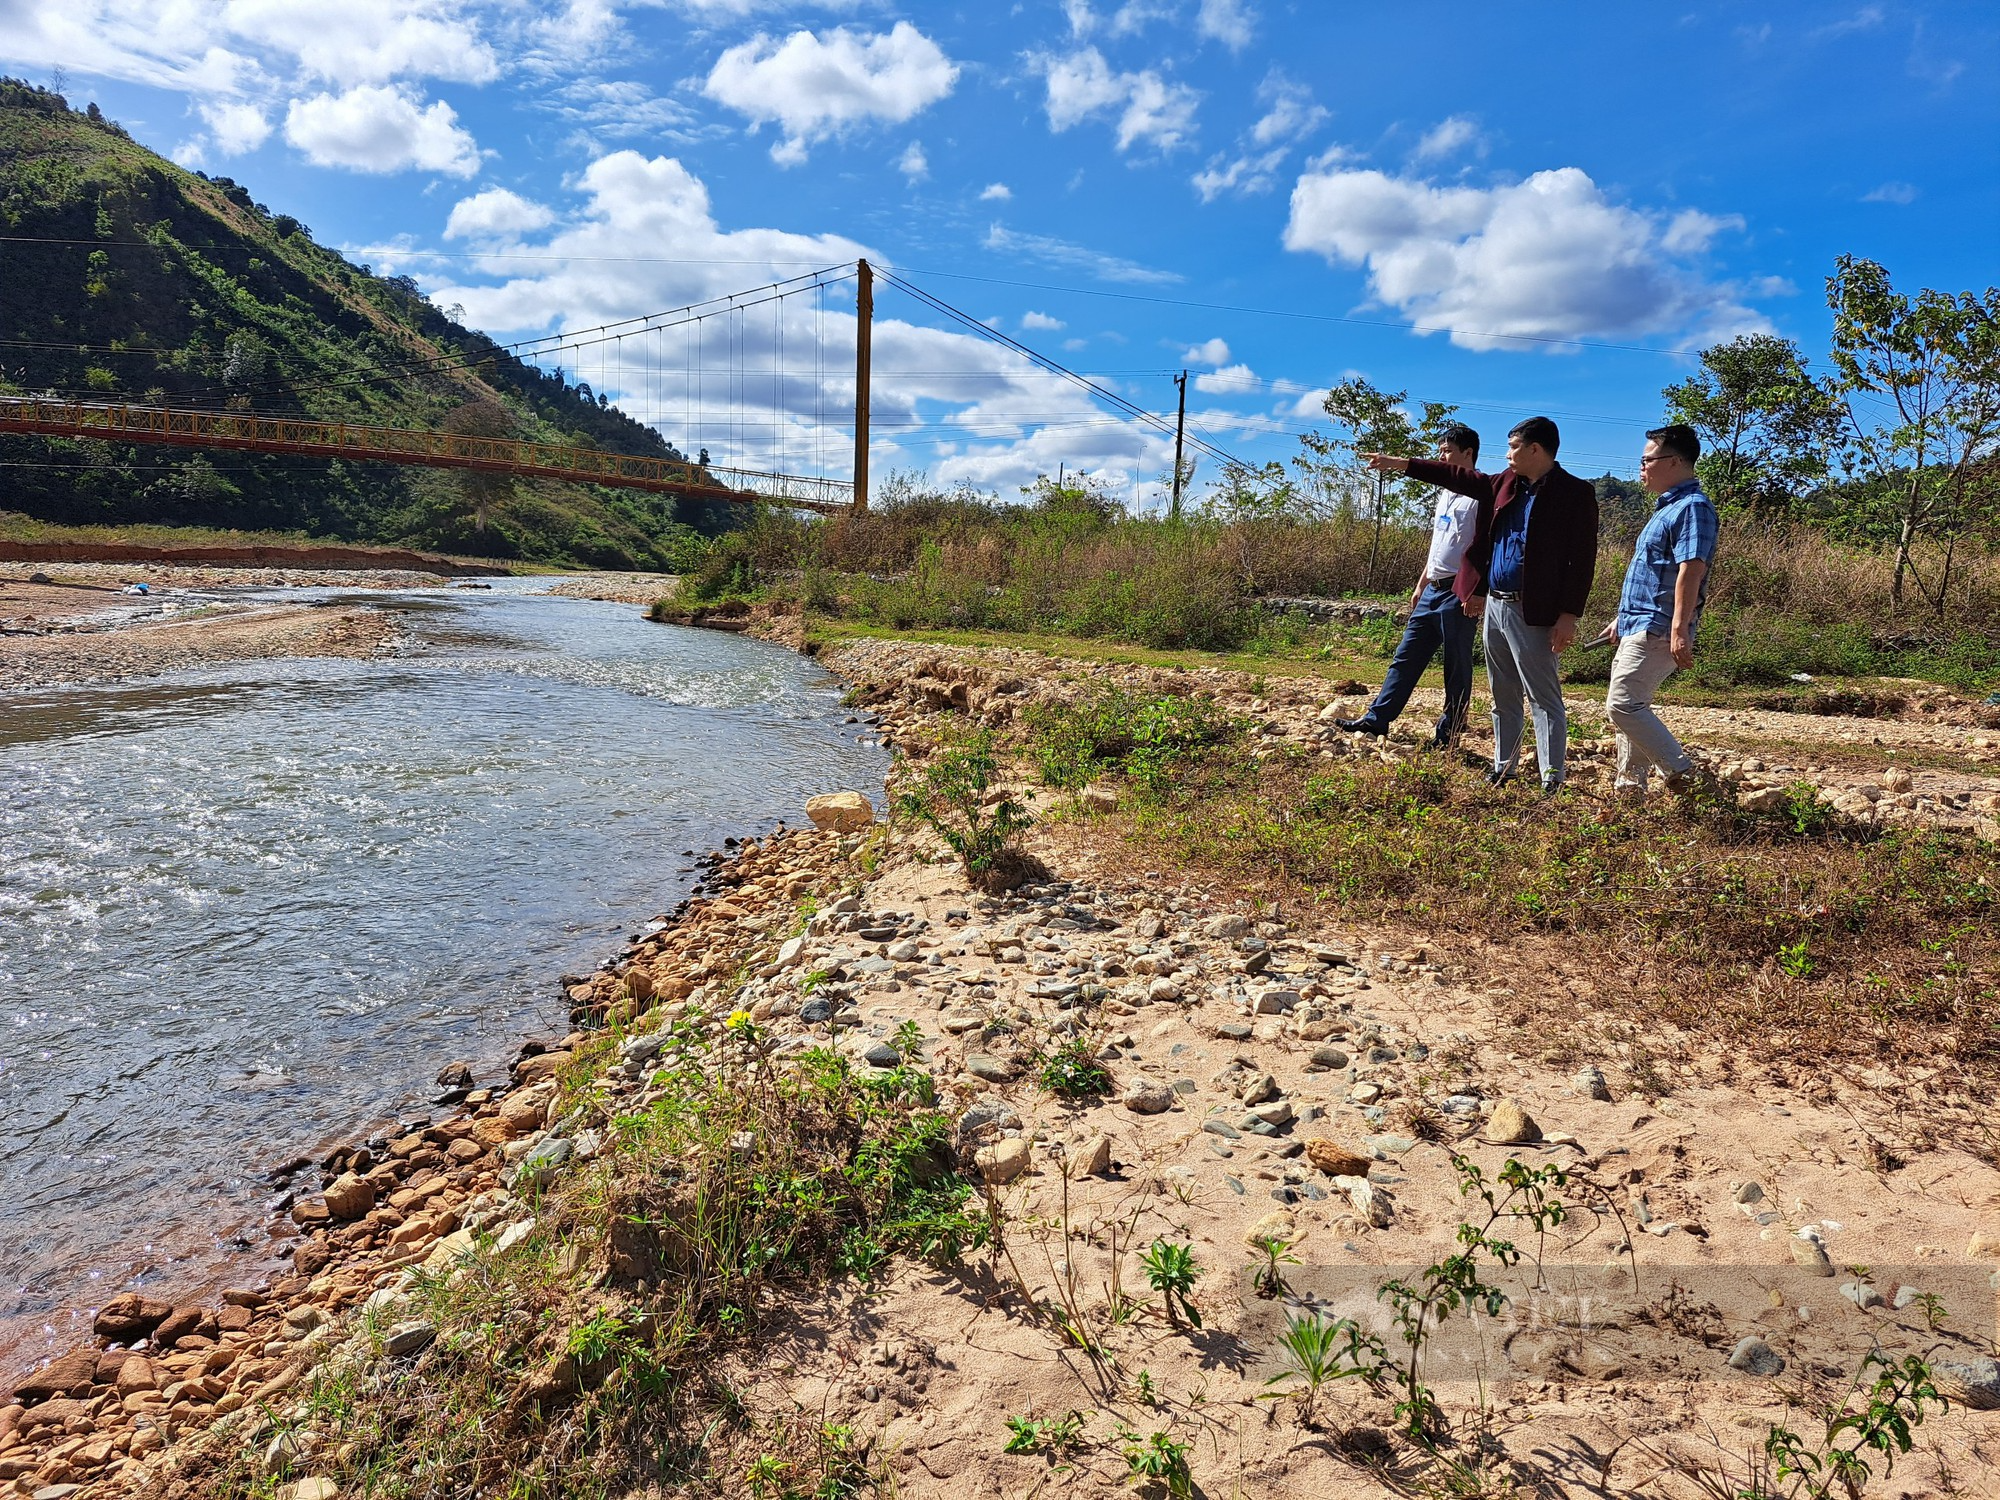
1484, 768, 1512, 788
1541, 779, 1567, 798
1333, 717, 1385, 736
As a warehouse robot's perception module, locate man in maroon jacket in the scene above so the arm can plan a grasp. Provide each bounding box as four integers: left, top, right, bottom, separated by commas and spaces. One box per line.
1364, 416, 1598, 792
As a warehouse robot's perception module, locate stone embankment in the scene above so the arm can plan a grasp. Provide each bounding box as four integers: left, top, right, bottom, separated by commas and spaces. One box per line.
6, 629, 1997, 1498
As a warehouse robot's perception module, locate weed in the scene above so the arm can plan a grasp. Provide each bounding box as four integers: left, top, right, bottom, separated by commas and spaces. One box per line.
1778, 938, 1815, 980
1117, 1427, 1194, 1499
1247, 1234, 1300, 1300
1260, 1310, 1385, 1427
1139, 1238, 1203, 1329
1002, 1409, 1088, 1458
1037, 1036, 1111, 1098
892, 728, 1045, 893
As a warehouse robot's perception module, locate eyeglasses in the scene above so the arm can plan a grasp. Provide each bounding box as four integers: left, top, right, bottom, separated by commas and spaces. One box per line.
1639, 453, 1670, 467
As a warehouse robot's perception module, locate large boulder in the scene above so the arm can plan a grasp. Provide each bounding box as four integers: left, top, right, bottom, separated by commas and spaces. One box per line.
805, 792, 875, 833
13, 1350, 98, 1404
92, 1292, 174, 1343
323, 1172, 376, 1220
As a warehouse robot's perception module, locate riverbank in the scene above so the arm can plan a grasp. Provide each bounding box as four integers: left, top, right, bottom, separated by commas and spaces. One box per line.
7, 623, 1998, 1499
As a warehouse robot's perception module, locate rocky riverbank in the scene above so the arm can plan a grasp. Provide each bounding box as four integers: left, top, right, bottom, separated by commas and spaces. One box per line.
6, 627, 1997, 1499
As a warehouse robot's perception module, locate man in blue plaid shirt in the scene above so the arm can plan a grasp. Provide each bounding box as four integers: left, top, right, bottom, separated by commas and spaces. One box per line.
1599, 423, 1719, 797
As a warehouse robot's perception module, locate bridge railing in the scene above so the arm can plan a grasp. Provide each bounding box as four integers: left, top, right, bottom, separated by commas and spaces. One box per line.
0, 396, 854, 513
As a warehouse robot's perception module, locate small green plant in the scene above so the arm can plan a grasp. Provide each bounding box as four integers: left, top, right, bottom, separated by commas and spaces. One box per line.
1002, 1409, 1088, 1457
890, 1019, 925, 1060
893, 730, 1042, 893
1783, 780, 1835, 836
1740, 1351, 1945, 1500
1038, 1036, 1111, 1098
1778, 937, 1815, 980
1117, 1427, 1193, 1498
744, 1452, 790, 1498
1248, 1234, 1300, 1299
1134, 1369, 1159, 1406
1911, 1290, 1948, 1331
1139, 1238, 1202, 1328
1260, 1310, 1387, 1427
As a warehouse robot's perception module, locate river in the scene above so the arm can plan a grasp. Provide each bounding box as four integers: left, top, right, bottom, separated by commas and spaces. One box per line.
0, 580, 888, 1370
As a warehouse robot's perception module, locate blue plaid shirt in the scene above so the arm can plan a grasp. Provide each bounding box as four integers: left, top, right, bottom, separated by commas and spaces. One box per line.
1616, 480, 1718, 637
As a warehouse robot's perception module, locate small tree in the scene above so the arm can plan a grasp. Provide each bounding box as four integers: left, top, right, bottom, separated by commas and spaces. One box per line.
1311, 378, 1460, 588
1663, 333, 1845, 516
1826, 257, 2000, 615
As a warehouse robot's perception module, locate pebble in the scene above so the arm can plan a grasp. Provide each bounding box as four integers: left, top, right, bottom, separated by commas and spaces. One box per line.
1066, 1134, 1112, 1178
975, 1137, 1031, 1184
1121, 1077, 1175, 1114
1485, 1099, 1541, 1144
1727, 1336, 1786, 1376
1573, 1065, 1611, 1101
965, 1053, 1010, 1083
1790, 1234, 1835, 1277
1202, 1119, 1242, 1140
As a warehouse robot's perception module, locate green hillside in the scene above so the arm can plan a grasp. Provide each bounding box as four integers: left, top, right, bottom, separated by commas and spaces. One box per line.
0, 78, 735, 569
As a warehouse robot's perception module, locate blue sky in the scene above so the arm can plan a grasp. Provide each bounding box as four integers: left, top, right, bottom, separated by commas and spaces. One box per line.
5, 1, 1996, 506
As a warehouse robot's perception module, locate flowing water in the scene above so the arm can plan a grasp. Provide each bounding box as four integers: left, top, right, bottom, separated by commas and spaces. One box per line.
0, 581, 887, 1369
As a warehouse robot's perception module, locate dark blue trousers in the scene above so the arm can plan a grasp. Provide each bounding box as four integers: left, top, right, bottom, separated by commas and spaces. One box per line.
1355, 580, 1474, 746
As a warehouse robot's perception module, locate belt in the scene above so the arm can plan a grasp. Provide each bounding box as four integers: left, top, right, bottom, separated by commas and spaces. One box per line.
1488, 589, 1521, 602
1425, 574, 1457, 587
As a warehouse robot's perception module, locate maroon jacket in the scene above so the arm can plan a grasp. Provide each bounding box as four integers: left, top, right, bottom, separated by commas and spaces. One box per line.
1407, 458, 1598, 628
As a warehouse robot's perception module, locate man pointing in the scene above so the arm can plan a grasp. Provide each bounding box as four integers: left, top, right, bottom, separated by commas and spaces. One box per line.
1364, 416, 1599, 793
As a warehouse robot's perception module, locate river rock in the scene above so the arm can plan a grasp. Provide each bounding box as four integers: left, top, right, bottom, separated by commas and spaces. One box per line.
435, 1061, 475, 1090
805, 792, 875, 832
14, 1351, 98, 1404
1304, 1139, 1371, 1178
1486, 1099, 1541, 1144
1935, 1356, 2000, 1410
513, 1050, 572, 1086
284, 1480, 341, 1500
1122, 1077, 1175, 1114
1727, 1336, 1785, 1376
323, 1172, 376, 1220
1790, 1233, 1835, 1276
1243, 1209, 1296, 1247
93, 1292, 174, 1342
115, 1356, 157, 1395
975, 1137, 1031, 1184
1572, 1065, 1611, 1101
1066, 1134, 1112, 1178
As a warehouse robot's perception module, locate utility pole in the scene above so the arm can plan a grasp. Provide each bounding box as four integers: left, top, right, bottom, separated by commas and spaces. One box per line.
1170, 369, 1187, 523
852, 258, 873, 513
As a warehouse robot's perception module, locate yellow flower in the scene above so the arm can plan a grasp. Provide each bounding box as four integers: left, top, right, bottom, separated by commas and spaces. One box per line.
726, 1009, 753, 1030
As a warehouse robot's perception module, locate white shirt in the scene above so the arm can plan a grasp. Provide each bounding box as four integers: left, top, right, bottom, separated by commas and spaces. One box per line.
1422, 488, 1478, 582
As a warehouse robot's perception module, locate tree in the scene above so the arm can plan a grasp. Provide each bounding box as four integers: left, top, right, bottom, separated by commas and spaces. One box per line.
1827, 257, 2000, 615
1662, 333, 1843, 515
441, 398, 515, 535
1309, 378, 1460, 588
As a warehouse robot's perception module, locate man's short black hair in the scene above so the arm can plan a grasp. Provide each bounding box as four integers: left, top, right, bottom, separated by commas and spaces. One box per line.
1438, 423, 1480, 460
1645, 422, 1701, 465
1508, 415, 1560, 456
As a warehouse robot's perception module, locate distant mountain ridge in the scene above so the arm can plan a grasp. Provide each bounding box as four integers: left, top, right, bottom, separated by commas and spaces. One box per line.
0, 78, 730, 569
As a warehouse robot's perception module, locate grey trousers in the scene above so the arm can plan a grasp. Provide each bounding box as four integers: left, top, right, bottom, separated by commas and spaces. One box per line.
1484, 598, 1567, 786
1606, 631, 1694, 792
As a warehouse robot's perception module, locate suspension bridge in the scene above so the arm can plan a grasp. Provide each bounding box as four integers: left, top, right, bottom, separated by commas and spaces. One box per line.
0, 259, 1245, 517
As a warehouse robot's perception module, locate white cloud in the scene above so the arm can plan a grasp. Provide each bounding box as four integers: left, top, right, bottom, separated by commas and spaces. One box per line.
1184, 337, 1230, 365
1196, 0, 1255, 50
1283, 163, 1765, 350
702, 22, 959, 164
897, 141, 928, 180
221, 0, 500, 87
199, 99, 271, 154
1659, 208, 1743, 254
1862, 180, 1919, 204
1194, 361, 1255, 391
283, 84, 481, 176
983, 224, 1182, 284
1194, 73, 1324, 200
1413, 114, 1482, 161
979, 182, 1012, 201
444, 186, 556, 239
1813, 6, 1886, 39
1037, 46, 1199, 153
1021, 311, 1065, 331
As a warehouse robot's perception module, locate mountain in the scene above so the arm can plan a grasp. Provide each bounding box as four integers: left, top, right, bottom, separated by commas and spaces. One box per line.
0, 78, 735, 569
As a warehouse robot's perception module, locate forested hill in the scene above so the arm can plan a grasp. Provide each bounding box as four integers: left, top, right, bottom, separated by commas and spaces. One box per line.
0, 79, 735, 568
